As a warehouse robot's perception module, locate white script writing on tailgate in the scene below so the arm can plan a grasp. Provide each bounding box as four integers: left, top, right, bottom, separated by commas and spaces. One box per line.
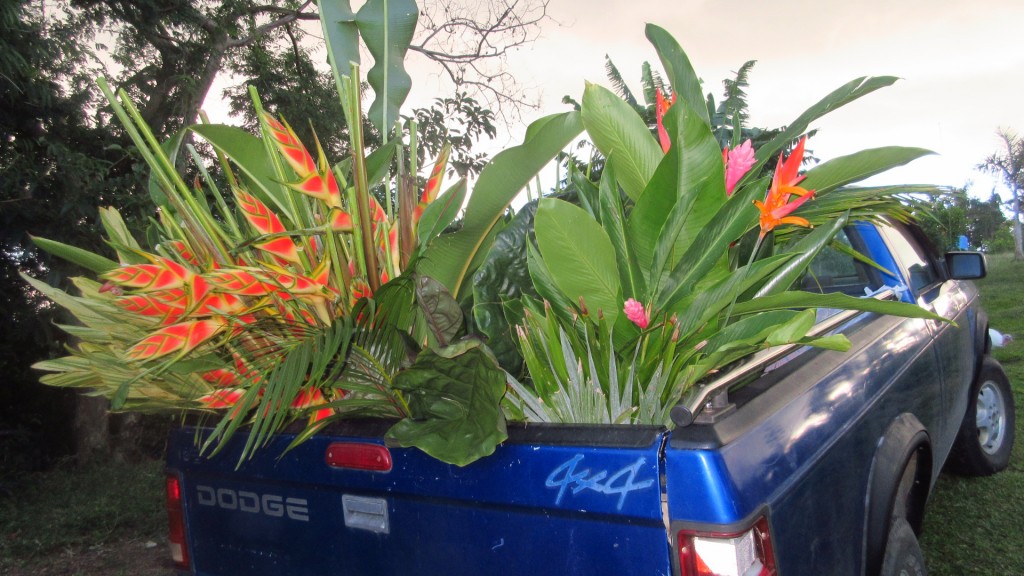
545, 454, 655, 510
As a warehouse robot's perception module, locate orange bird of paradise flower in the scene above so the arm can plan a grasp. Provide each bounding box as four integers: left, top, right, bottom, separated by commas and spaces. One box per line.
655, 90, 677, 153
754, 136, 815, 237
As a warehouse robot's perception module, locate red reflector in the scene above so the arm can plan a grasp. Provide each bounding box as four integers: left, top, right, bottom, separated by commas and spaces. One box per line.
165, 474, 190, 570
326, 442, 393, 471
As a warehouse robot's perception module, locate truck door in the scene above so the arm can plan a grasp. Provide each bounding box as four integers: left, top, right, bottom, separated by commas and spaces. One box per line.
876, 223, 974, 463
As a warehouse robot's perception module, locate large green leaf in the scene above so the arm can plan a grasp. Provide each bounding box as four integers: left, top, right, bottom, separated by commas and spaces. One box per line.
356, 0, 418, 135
645, 24, 710, 127
581, 83, 662, 200
417, 179, 467, 248
418, 111, 583, 299
646, 100, 727, 293
364, 139, 399, 187
535, 198, 622, 323
654, 181, 762, 312
386, 343, 508, 466
415, 275, 463, 347
319, 0, 360, 99
30, 237, 118, 273
472, 203, 538, 373
731, 290, 951, 322
800, 147, 935, 195
597, 161, 645, 299
750, 76, 900, 177
526, 240, 576, 326
671, 254, 794, 337
755, 215, 848, 297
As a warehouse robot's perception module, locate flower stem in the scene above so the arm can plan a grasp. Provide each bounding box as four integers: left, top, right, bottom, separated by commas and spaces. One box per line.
723, 233, 766, 326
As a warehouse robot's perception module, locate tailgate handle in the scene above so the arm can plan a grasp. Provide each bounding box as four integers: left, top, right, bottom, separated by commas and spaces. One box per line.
342, 495, 389, 534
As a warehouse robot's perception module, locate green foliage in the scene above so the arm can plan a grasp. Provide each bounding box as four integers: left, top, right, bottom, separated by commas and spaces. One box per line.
387, 341, 508, 466
412, 92, 498, 177
534, 198, 622, 323
417, 111, 584, 300
471, 202, 538, 375
580, 82, 662, 201
504, 27, 946, 426
915, 188, 1008, 251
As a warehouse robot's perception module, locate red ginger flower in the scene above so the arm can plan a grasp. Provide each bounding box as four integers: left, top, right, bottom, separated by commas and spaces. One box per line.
754, 136, 815, 237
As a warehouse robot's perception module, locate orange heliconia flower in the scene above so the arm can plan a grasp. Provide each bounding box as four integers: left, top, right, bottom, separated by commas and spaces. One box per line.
753, 136, 815, 237
655, 90, 677, 153
411, 144, 450, 225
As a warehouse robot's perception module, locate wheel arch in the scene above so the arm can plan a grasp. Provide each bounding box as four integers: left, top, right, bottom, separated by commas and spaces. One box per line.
863, 413, 933, 576
974, 307, 990, 379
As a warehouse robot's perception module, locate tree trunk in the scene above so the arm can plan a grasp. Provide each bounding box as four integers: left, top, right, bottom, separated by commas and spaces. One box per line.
1014, 192, 1023, 261
73, 395, 109, 465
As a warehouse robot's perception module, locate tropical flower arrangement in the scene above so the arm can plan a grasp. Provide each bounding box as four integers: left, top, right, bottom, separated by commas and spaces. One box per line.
27, 3, 944, 466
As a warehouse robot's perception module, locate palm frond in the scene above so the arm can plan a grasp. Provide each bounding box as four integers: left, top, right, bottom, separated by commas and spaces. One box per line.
604, 56, 638, 107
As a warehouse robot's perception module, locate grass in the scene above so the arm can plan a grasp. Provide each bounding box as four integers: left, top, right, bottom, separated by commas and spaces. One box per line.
0, 457, 166, 565
920, 252, 1024, 575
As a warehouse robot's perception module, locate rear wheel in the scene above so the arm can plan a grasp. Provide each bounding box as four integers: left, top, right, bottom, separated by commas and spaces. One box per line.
947, 356, 1016, 476
880, 518, 927, 576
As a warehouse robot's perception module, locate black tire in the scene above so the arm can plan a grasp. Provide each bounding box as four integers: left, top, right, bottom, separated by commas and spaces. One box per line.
880, 518, 927, 576
947, 356, 1016, 476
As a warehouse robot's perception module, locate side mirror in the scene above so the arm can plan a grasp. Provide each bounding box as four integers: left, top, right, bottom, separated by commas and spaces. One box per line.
945, 251, 987, 280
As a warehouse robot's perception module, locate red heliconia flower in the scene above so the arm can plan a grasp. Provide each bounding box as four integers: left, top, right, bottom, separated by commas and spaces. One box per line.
204, 269, 275, 297
350, 277, 373, 308
234, 189, 302, 264
754, 136, 815, 237
115, 291, 187, 325
329, 209, 354, 232
264, 113, 317, 181
197, 387, 246, 409
101, 257, 193, 292
190, 292, 246, 317
126, 318, 227, 360
166, 240, 202, 267
291, 389, 334, 423
202, 368, 240, 388
655, 90, 677, 153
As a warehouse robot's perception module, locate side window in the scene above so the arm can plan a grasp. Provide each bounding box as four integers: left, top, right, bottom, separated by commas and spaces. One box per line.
800, 229, 883, 296
879, 225, 940, 293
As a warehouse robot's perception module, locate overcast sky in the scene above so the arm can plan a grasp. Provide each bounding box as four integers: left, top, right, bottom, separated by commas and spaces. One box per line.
403, 0, 1024, 199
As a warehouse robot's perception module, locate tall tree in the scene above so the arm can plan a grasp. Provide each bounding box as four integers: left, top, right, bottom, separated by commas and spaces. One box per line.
979, 128, 1024, 260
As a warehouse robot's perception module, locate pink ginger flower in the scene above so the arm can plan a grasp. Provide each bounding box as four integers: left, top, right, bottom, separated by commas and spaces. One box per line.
624, 298, 649, 329
722, 139, 756, 195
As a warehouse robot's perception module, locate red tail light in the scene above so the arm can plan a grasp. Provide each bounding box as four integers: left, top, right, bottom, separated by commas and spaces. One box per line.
678, 516, 776, 576
325, 442, 393, 471
166, 474, 190, 570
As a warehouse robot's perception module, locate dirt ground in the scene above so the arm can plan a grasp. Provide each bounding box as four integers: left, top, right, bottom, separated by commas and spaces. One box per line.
0, 538, 175, 576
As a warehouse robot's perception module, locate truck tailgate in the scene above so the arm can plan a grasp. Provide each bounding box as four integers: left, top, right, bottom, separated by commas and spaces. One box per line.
168, 424, 673, 576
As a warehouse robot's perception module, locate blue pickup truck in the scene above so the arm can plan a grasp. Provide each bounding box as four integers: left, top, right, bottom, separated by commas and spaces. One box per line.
164, 220, 1015, 576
